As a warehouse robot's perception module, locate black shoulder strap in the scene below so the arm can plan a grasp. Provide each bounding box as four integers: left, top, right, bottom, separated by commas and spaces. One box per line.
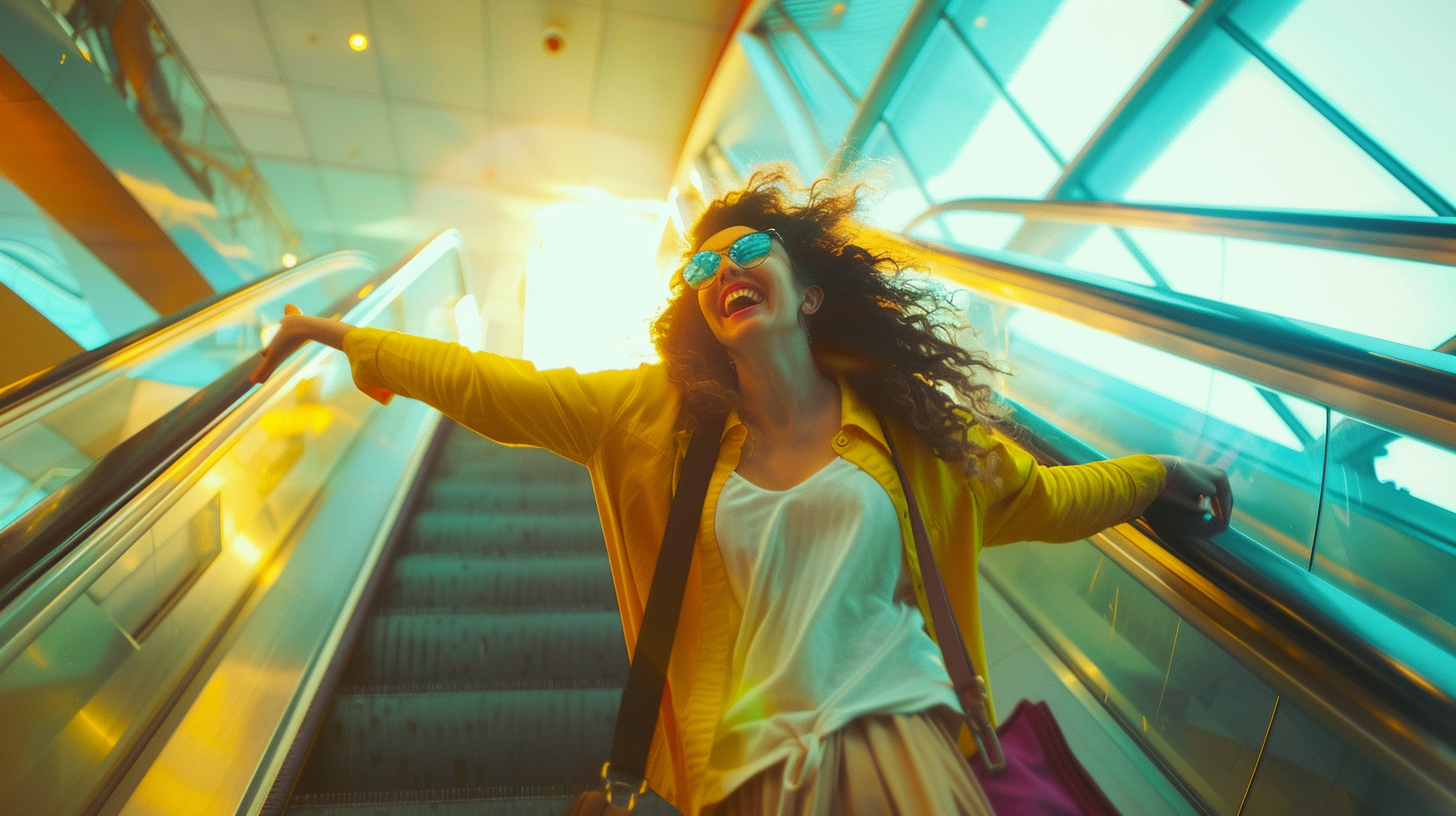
606, 408, 728, 787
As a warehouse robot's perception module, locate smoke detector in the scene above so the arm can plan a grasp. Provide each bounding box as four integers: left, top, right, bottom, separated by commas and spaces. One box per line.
542, 25, 566, 54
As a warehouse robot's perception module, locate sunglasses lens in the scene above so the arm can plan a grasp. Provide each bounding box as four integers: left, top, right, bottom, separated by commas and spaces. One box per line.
728, 232, 773, 268
684, 251, 721, 288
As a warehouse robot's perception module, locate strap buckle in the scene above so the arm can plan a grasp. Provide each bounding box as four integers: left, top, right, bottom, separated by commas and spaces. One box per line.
601, 762, 648, 811
962, 676, 1007, 774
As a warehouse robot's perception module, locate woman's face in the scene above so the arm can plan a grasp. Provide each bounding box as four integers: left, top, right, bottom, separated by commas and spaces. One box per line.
693, 225, 821, 355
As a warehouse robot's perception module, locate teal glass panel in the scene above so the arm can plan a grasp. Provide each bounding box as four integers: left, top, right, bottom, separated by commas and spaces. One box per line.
781, 0, 915, 98
860, 124, 929, 230
1121, 230, 1456, 351
1314, 414, 1456, 655
1241, 700, 1456, 815
914, 212, 1024, 252
1062, 227, 1157, 287
1229, 0, 1456, 207
991, 304, 1325, 567
760, 8, 858, 154
947, 0, 1187, 160
884, 20, 1061, 202
1121, 29, 1430, 215
981, 538, 1278, 815
703, 47, 807, 177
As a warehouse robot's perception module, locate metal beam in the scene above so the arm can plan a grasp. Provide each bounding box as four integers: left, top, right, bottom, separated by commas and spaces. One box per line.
0, 54, 213, 316
829, 0, 951, 176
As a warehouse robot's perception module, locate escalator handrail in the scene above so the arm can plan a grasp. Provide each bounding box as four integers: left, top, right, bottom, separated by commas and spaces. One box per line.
1006, 399, 1456, 786
880, 229, 1456, 451
905, 197, 1456, 266
0, 250, 377, 418
0, 233, 462, 614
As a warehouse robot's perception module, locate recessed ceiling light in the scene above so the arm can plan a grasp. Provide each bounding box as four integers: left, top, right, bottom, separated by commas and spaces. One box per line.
349, 33, 369, 51
281, 253, 298, 268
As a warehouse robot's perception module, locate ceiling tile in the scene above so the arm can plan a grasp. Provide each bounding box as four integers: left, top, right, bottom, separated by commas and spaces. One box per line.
319, 167, 409, 232
224, 109, 312, 160
256, 160, 333, 230
150, 0, 280, 78
369, 0, 489, 109
487, 0, 604, 123
292, 88, 400, 172
607, 0, 739, 27
392, 102, 491, 181
584, 129, 675, 200
258, 0, 383, 94
592, 12, 724, 141
488, 119, 589, 196
200, 73, 294, 115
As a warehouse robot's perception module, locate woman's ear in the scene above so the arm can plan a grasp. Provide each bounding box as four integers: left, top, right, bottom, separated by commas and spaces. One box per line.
800, 285, 824, 315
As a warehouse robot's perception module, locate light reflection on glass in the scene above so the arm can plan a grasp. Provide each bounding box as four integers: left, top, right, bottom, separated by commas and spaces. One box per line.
1123, 33, 1431, 215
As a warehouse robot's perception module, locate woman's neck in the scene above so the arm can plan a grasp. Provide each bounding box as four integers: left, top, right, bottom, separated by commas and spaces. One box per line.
731, 339, 838, 436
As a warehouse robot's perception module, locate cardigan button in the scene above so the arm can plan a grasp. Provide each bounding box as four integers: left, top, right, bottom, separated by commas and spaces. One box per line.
834, 433, 848, 447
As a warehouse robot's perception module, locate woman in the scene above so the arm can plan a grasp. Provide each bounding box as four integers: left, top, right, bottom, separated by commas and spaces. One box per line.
252, 170, 1230, 816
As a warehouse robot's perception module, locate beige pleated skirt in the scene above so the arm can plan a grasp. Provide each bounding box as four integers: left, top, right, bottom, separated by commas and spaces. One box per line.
707, 710, 997, 816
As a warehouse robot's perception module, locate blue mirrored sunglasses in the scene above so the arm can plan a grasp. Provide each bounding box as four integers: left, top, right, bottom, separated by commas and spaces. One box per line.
682, 229, 782, 289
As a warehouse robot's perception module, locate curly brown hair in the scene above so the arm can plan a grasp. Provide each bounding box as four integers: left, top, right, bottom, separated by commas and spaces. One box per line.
650, 168, 1006, 474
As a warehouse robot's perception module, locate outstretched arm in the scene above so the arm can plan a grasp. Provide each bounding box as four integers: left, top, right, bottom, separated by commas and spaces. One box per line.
977, 427, 1233, 547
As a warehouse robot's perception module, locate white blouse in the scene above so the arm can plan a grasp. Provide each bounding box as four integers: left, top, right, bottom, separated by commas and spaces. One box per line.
708, 456, 962, 795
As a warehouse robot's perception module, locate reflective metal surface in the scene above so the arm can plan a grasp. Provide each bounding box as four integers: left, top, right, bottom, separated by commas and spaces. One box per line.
907, 197, 1456, 267
0, 233, 469, 816
0, 251, 378, 537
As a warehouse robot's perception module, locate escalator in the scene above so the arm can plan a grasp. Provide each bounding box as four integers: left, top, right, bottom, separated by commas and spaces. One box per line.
1, 208, 1454, 816
282, 426, 661, 815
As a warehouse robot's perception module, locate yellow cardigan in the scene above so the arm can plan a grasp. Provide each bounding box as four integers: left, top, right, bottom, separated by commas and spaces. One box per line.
343, 327, 1166, 814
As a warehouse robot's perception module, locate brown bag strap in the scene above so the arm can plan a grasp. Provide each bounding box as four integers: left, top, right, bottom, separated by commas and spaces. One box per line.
878, 413, 1007, 773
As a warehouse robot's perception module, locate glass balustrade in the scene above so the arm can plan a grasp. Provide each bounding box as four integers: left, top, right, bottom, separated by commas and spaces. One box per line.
0, 253, 380, 531
0, 240, 467, 815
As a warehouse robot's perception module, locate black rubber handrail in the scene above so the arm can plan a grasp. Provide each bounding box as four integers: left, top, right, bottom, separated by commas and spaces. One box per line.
0, 250, 372, 415
906, 197, 1456, 266
0, 250, 400, 609
1005, 400, 1456, 763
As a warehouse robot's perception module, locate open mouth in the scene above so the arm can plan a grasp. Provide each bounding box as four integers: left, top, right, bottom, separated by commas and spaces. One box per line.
721, 283, 764, 318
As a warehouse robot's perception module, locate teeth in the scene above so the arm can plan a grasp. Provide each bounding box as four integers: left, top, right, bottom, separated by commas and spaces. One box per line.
727, 288, 763, 305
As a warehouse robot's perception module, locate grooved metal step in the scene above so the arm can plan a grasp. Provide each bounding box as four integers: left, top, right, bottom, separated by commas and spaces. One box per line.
285, 424, 680, 815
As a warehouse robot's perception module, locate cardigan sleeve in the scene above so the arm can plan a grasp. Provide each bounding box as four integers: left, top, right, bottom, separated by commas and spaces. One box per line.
343, 327, 646, 464
971, 425, 1167, 548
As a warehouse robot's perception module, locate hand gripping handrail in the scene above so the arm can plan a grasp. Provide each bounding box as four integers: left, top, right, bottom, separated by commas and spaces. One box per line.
872, 228, 1456, 452
906, 197, 1456, 267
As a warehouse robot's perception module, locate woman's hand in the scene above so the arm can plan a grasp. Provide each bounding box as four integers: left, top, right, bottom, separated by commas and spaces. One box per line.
1152, 455, 1233, 534
249, 304, 355, 385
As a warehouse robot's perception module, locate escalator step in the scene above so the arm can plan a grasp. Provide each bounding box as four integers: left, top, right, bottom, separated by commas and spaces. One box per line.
294, 686, 620, 793
406, 513, 605, 554
434, 456, 590, 483
342, 610, 628, 686
378, 554, 616, 610
420, 480, 598, 514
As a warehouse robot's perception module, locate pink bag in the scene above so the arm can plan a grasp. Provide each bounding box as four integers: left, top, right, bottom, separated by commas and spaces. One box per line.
971, 700, 1122, 816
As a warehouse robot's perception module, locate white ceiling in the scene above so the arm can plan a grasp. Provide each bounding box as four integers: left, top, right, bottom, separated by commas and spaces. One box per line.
150, 0, 741, 352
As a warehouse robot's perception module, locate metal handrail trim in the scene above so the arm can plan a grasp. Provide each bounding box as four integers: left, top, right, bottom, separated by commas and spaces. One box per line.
907, 197, 1456, 266
0, 232, 464, 656
879, 229, 1456, 452
0, 250, 378, 426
